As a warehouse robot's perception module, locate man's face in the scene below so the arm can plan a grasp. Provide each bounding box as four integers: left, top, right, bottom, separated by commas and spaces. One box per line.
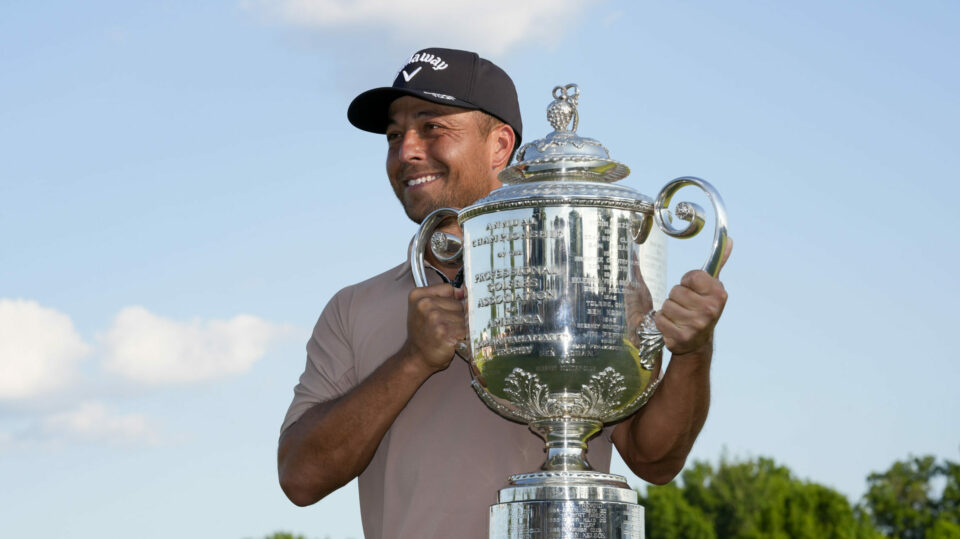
385, 96, 503, 223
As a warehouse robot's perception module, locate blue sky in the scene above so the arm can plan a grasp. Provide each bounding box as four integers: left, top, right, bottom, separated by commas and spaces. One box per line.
1, 1, 958, 537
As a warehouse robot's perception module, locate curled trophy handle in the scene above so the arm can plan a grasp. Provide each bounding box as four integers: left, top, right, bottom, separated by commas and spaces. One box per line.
638, 177, 729, 357
409, 207, 470, 358
654, 176, 730, 278
410, 208, 461, 288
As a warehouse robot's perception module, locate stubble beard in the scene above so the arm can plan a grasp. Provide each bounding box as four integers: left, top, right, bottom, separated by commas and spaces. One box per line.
400, 189, 471, 224
396, 177, 495, 224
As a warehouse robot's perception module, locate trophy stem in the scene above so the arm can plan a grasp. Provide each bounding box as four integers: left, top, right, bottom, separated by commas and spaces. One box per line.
530, 419, 603, 471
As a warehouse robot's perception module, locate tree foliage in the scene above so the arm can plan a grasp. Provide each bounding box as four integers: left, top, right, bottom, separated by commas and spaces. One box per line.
862, 455, 960, 539
640, 454, 960, 539
640, 456, 881, 539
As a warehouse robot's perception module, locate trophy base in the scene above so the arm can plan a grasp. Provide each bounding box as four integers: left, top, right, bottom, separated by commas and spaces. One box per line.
489, 472, 645, 538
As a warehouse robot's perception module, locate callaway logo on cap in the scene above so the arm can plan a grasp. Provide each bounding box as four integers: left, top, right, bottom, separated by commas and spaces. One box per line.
399, 51, 449, 81
347, 47, 523, 149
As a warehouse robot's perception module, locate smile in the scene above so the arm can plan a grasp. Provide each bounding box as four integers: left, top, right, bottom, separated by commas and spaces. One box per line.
405, 174, 441, 187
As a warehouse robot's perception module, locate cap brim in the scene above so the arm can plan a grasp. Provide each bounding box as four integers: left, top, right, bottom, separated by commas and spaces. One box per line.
347, 87, 479, 134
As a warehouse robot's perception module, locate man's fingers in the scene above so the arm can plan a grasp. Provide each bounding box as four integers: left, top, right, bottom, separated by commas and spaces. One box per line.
423, 314, 467, 342
663, 285, 702, 311
416, 295, 466, 313
406, 284, 469, 371
410, 284, 466, 313
654, 308, 693, 350
410, 283, 458, 299
409, 285, 468, 338
679, 270, 723, 295
650, 239, 731, 356
668, 281, 727, 324
410, 302, 468, 346
658, 297, 695, 327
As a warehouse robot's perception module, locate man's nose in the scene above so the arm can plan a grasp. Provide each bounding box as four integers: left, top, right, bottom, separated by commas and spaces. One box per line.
398, 130, 426, 162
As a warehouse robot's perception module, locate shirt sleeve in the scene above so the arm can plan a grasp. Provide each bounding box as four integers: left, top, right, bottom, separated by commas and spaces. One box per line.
280, 286, 359, 436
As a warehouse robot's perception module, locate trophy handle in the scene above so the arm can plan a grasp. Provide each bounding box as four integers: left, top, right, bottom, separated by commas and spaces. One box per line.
410, 207, 471, 360
637, 177, 729, 358
410, 207, 462, 288
653, 176, 729, 278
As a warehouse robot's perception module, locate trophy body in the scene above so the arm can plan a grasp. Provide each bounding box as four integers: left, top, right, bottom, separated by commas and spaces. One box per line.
463, 201, 667, 432
413, 84, 729, 538
461, 193, 662, 539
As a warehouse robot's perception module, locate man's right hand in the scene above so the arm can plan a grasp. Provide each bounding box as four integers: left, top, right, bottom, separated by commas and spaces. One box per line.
403, 283, 467, 373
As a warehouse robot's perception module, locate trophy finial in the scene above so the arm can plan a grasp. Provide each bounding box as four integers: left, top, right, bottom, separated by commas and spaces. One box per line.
500, 83, 628, 184
547, 84, 580, 132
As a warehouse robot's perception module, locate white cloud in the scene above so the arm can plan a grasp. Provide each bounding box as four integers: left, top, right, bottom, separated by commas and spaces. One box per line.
41, 401, 159, 446
0, 299, 91, 400
101, 306, 287, 385
0, 402, 160, 449
246, 0, 593, 55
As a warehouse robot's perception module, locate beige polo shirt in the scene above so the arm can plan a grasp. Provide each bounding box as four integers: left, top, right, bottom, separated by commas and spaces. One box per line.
281, 258, 613, 539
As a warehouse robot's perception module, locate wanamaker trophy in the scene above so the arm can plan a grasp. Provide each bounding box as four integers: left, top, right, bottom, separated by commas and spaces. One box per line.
412, 84, 729, 538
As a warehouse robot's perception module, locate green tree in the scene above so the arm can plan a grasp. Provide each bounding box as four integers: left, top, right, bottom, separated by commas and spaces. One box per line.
939, 460, 960, 527
928, 518, 960, 539
642, 481, 715, 539
641, 456, 882, 539
862, 455, 960, 539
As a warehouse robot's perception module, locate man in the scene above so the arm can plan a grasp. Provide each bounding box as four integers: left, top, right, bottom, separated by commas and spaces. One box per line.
278, 47, 730, 538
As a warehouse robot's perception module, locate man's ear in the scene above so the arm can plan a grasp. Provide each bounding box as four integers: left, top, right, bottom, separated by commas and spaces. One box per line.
489, 123, 515, 171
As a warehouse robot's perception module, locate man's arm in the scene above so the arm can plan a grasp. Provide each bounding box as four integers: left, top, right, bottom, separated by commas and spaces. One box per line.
277, 283, 466, 506
612, 242, 732, 485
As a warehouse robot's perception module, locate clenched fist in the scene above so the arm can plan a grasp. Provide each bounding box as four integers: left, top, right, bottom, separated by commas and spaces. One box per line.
655, 240, 732, 356
403, 284, 468, 373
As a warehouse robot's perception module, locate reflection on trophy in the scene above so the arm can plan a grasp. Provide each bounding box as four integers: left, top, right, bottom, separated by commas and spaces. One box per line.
413, 84, 729, 538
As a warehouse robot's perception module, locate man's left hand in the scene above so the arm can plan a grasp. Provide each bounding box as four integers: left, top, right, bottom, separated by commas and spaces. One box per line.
655, 241, 732, 356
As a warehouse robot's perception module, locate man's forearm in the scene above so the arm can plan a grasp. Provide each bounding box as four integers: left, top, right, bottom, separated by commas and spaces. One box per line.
612, 342, 713, 485
277, 346, 436, 506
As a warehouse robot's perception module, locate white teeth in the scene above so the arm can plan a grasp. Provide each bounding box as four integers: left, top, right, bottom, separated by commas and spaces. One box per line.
407, 174, 440, 186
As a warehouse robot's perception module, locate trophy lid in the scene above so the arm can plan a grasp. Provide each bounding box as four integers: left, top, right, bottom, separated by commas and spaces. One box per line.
459, 84, 648, 222
498, 84, 630, 184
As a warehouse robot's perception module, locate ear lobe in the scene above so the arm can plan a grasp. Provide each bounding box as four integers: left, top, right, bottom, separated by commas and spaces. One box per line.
490, 124, 515, 170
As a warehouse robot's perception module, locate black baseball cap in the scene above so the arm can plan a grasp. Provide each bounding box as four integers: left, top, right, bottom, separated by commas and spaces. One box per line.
348, 47, 523, 148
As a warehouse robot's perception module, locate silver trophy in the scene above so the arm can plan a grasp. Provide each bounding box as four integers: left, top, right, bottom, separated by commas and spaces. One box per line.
413, 84, 729, 538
